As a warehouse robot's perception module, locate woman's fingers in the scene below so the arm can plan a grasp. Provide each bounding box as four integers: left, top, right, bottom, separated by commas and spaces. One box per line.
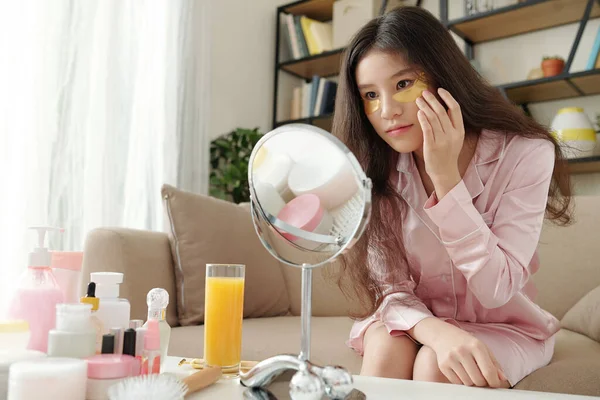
450, 360, 474, 386
460, 354, 488, 387
472, 345, 503, 388
422, 90, 454, 135
437, 88, 464, 132
416, 96, 443, 138
439, 364, 463, 385
418, 110, 435, 145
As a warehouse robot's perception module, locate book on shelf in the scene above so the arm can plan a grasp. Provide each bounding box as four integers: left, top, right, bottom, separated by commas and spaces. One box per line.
586, 25, 600, 70
280, 13, 333, 61
290, 75, 338, 120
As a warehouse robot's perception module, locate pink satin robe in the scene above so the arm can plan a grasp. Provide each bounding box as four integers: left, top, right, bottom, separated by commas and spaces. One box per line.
347, 130, 559, 386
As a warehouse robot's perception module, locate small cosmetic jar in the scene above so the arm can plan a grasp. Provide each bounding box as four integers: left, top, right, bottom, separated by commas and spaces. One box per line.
277, 193, 333, 250
8, 357, 87, 400
0, 321, 30, 351
0, 350, 45, 400
86, 354, 135, 400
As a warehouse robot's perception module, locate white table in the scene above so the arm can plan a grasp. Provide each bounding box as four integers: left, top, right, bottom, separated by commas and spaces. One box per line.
163, 357, 594, 399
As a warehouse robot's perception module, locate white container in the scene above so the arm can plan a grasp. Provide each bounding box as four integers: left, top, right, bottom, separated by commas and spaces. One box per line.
254, 148, 295, 202
142, 288, 171, 371
254, 181, 287, 218
8, 357, 87, 400
551, 107, 597, 159
47, 303, 96, 358
288, 152, 359, 211
0, 350, 45, 400
50, 251, 83, 304
0, 321, 30, 351
90, 272, 131, 340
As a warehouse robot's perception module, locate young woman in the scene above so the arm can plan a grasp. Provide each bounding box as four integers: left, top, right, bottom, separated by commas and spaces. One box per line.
332, 6, 572, 389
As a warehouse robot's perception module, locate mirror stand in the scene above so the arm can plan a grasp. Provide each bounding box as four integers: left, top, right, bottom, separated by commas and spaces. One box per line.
240, 261, 353, 400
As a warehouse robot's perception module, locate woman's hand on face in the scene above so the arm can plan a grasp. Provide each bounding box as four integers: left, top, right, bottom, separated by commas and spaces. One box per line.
416, 88, 465, 195
432, 323, 509, 388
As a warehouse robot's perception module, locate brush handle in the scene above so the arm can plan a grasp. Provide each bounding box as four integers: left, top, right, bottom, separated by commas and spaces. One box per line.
183, 367, 222, 396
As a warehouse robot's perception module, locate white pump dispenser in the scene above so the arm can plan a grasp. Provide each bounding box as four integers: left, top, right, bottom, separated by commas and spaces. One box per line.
27, 227, 64, 267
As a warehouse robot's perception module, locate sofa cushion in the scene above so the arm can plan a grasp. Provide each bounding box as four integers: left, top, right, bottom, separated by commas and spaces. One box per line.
514, 328, 600, 396
168, 316, 363, 374
534, 195, 600, 320
561, 284, 600, 342
162, 184, 290, 326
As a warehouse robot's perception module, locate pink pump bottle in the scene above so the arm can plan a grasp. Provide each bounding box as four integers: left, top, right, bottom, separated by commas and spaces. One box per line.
7, 227, 65, 352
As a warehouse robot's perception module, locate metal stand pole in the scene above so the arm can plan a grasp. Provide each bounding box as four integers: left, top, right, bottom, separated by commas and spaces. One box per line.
300, 265, 312, 361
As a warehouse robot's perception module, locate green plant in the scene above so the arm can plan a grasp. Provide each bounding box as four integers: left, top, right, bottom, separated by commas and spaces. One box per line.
209, 127, 263, 203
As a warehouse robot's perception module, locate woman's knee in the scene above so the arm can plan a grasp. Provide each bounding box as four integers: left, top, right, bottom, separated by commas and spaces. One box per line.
413, 346, 449, 383
361, 323, 419, 379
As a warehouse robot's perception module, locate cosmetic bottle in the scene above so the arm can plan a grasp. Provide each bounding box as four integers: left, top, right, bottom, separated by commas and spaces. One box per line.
101, 334, 115, 354
122, 328, 140, 376
90, 272, 130, 338
80, 282, 103, 353
50, 247, 83, 304
6, 227, 65, 352
142, 288, 171, 369
110, 328, 122, 355
134, 325, 147, 369
47, 303, 96, 358
140, 319, 160, 375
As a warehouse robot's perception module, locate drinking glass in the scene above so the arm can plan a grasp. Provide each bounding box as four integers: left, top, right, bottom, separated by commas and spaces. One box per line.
203, 264, 245, 378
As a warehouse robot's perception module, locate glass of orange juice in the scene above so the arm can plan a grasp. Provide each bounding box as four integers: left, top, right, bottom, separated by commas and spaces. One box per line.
204, 264, 245, 378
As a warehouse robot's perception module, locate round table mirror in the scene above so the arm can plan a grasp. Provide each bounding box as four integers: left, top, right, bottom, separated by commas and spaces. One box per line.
248, 123, 372, 269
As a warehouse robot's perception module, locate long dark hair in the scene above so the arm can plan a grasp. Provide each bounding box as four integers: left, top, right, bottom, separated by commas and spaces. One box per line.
332, 6, 572, 320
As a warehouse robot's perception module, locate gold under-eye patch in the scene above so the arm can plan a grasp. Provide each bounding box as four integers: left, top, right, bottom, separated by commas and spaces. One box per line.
363, 75, 428, 115
364, 98, 381, 115
392, 78, 428, 103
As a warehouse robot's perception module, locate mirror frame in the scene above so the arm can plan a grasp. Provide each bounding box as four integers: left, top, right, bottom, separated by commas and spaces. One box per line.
247, 123, 372, 269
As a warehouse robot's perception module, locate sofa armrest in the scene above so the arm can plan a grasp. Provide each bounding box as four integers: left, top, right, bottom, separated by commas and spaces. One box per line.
82, 227, 178, 327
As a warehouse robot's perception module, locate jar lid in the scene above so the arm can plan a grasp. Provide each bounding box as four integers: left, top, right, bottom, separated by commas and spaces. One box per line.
0, 320, 29, 333
86, 354, 135, 379
277, 194, 324, 241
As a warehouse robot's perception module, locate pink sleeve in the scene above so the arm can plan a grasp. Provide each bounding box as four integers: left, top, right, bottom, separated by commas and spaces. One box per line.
423, 141, 555, 309
368, 249, 434, 332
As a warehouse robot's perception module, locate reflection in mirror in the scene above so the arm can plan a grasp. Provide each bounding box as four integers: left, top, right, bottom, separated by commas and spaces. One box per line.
248, 124, 370, 268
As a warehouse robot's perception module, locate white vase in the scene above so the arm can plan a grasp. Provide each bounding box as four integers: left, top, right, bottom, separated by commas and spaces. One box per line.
550, 107, 597, 159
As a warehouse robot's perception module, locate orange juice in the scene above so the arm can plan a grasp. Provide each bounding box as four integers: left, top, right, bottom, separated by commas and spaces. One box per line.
204, 276, 245, 370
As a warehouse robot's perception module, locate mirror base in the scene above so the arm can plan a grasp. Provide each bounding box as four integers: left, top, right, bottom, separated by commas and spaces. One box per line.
239, 354, 355, 400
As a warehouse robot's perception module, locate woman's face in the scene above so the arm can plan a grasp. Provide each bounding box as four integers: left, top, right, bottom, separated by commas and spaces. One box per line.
355, 49, 430, 154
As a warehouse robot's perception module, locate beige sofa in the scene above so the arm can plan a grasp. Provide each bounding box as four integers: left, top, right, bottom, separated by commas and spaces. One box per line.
82, 192, 600, 396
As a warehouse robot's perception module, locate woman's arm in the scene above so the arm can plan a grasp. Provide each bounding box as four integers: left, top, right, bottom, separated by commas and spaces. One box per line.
424, 140, 555, 309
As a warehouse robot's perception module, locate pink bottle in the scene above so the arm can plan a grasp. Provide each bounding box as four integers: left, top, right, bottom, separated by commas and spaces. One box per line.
7, 227, 65, 352
141, 319, 161, 375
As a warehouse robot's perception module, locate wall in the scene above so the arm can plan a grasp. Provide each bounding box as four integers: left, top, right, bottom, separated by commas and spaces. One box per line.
210, 0, 291, 140
210, 0, 600, 194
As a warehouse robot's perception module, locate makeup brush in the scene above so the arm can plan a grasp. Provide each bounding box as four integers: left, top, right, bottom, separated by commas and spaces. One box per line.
107, 367, 222, 400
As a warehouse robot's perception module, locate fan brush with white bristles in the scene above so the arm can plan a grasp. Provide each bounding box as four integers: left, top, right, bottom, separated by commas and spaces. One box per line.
107, 367, 222, 400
